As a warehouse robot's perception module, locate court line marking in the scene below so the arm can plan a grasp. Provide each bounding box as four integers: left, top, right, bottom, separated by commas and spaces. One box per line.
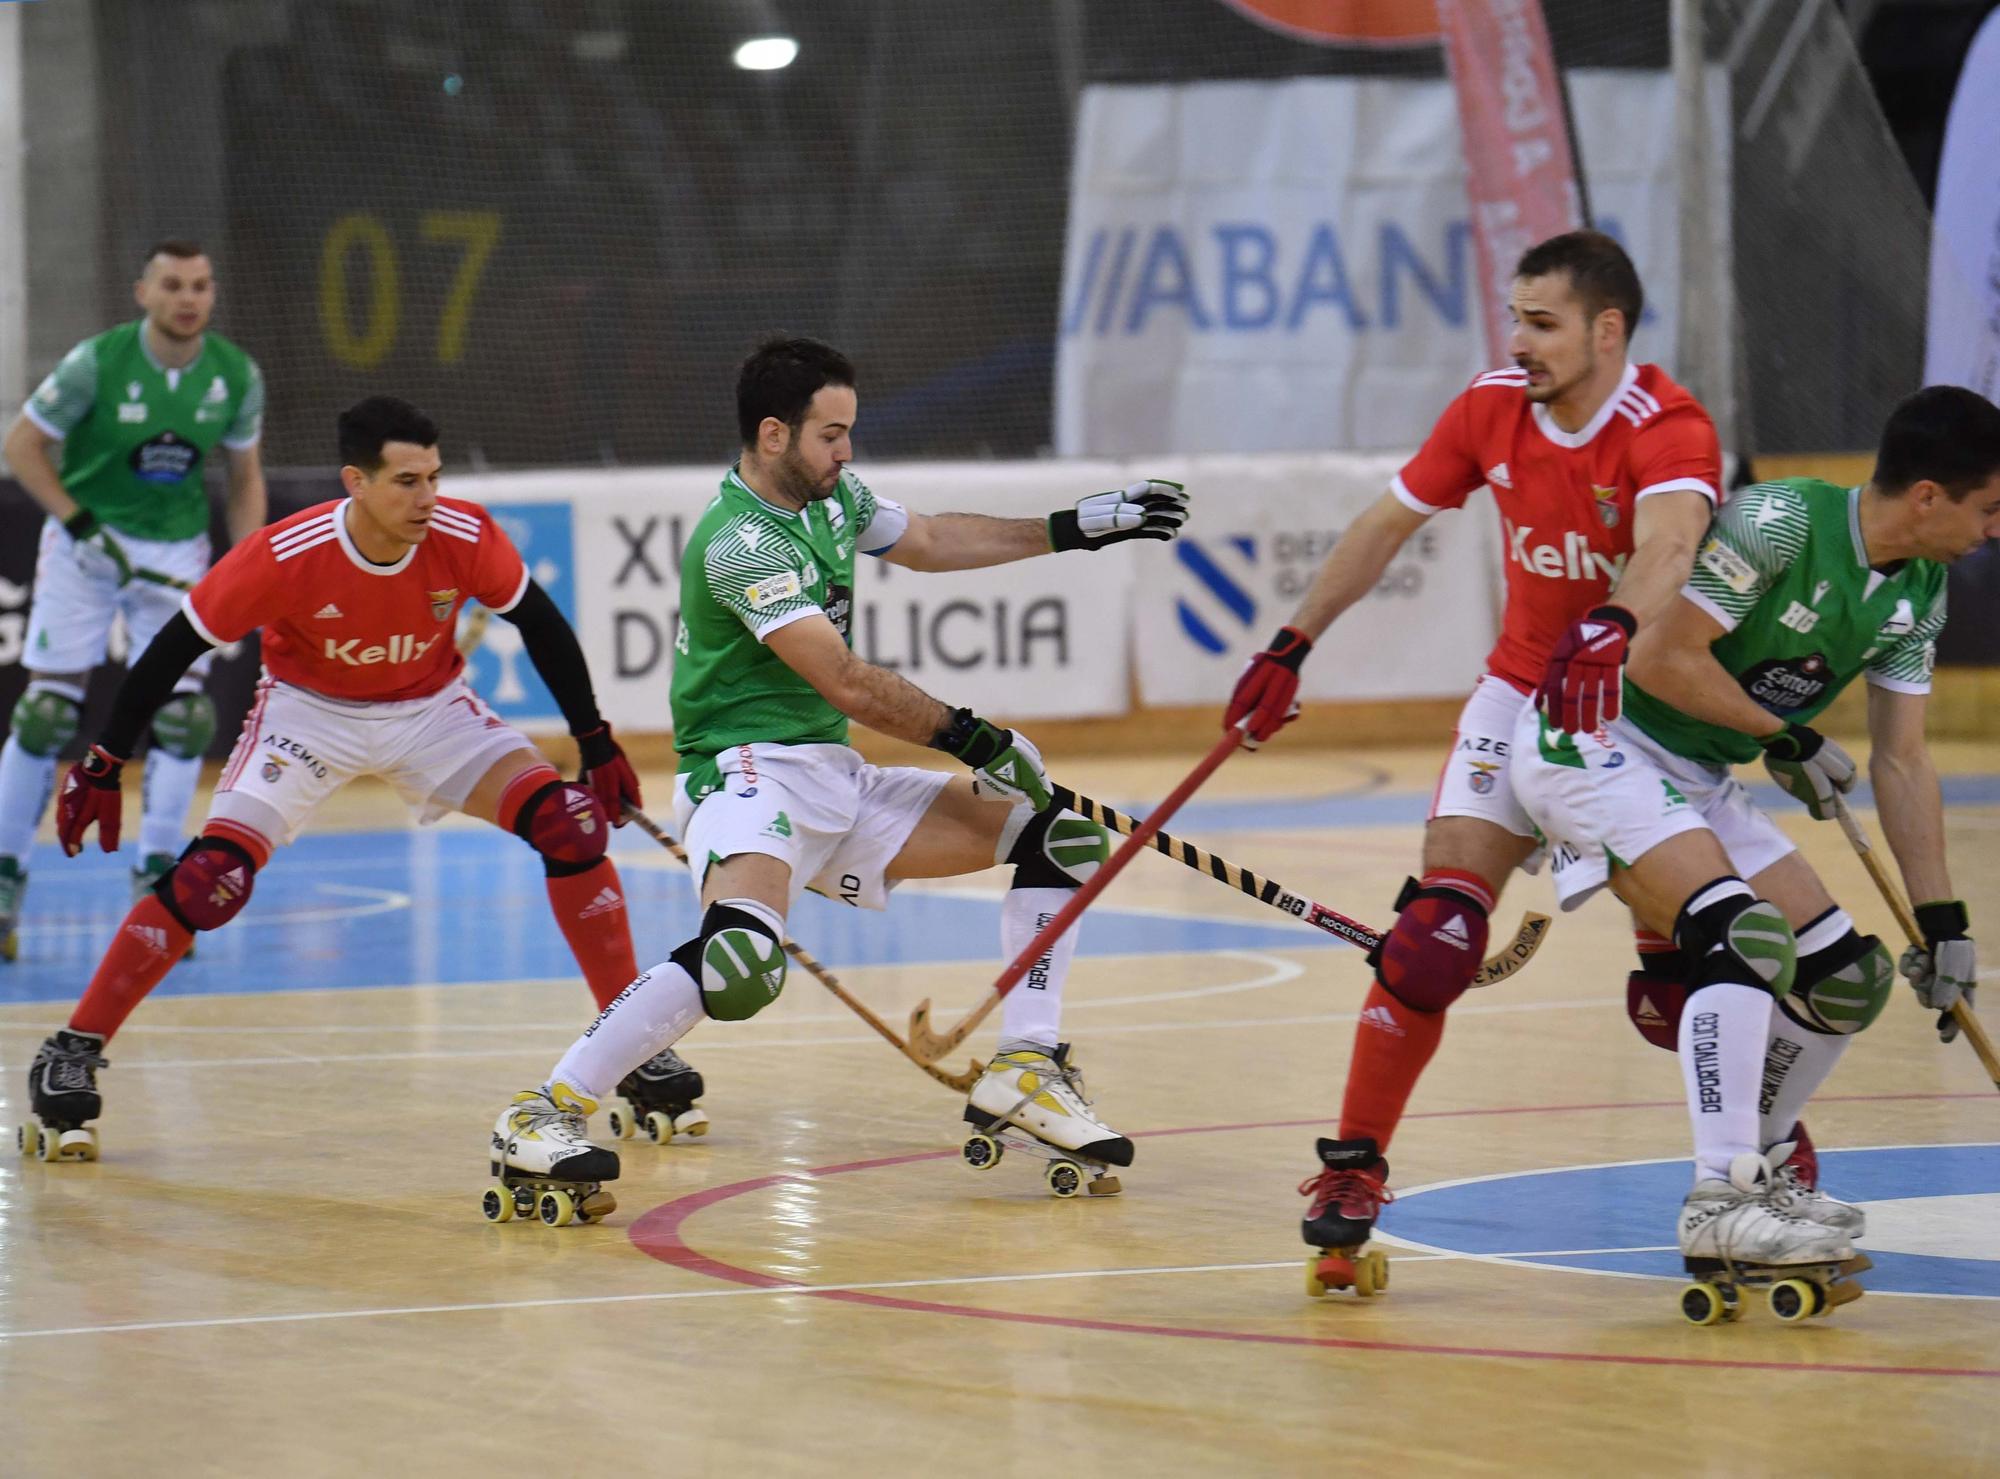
23, 883, 413, 935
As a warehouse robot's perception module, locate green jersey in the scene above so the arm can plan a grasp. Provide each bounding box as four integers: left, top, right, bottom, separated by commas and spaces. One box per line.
1624, 478, 1947, 766
670, 465, 907, 780
22, 320, 264, 542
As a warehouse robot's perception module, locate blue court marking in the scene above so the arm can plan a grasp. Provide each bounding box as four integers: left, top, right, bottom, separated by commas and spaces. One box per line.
1383, 1144, 2000, 1297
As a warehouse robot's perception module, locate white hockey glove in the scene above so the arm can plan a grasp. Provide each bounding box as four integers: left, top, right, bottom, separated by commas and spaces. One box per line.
1049, 479, 1189, 551
1758, 723, 1856, 821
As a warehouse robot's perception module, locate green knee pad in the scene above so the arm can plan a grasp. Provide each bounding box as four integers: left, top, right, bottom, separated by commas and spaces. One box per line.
1787, 935, 1894, 1035
150, 692, 217, 760
1706, 896, 1798, 998
693, 903, 788, 1021
1008, 807, 1110, 887
8, 688, 81, 758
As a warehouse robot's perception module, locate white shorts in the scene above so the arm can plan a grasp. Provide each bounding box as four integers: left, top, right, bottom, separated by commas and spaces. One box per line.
24, 518, 215, 681
1429, 675, 1544, 858
209, 676, 540, 847
1509, 708, 1797, 911
673, 742, 952, 913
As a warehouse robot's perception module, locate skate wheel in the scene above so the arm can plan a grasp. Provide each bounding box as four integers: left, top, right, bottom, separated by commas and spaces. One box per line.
1354, 1249, 1389, 1298
607, 1108, 635, 1140
1680, 1281, 1727, 1326
481, 1185, 514, 1223
674, 1108, 709, 1138
1045, 1161, 1084, 1198
17, 1121, 39, 1159
55, 1130, 98, 1163
1304, 1257, 1328, 1299
1768, 1278, 1823, 1323
961, 1133, 1003, 1172
643, 1111, 674, 1145
538, 1189, 576, 1227
0, 930, 16, 963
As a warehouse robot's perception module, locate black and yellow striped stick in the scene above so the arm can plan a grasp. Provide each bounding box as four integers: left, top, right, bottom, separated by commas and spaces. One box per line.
1052, 786, 1550, 988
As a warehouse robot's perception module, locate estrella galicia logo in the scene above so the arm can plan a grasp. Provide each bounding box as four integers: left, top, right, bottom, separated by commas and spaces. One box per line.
129, 430, 201, 484
462, 502, 574, 720
1173, 536, 1257, 654
1741, 651, 1832, 712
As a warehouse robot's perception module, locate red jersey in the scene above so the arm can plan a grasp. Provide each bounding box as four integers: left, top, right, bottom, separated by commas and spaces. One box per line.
184, 497, 529, 702
1392, 362, 1721, 692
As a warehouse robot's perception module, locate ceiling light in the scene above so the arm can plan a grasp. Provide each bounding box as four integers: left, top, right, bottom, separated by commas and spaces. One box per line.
733, 36, 798, 71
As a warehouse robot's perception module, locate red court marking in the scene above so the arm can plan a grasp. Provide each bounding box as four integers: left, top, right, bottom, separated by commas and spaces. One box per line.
627, 1095, 2000, 1380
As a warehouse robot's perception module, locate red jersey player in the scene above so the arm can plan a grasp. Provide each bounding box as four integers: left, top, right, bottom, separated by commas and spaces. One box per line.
1222, 231, 1722, 1294
22, 397, 676, 1164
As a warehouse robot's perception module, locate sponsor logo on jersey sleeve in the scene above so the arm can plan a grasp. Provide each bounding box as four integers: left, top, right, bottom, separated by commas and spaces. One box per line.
1698, 536, 1758, 593
745, 570, 804, 609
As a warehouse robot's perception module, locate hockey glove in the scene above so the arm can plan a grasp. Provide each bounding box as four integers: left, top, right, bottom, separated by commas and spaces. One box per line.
1225, 626, 1312, 747
1538, 604, 1635, 735
1758, 723, 1857, 820
68, 515, 137, 586
1900, 899, 1976, 1044
57, 745, 127, 856
575, 723, 641, 825
1049, 479, 1188, 551
933, 708, 1051, 811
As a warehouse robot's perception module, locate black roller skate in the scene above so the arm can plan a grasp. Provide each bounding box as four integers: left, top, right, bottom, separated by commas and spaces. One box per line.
19, 1028, 107, 1162
607, 1048, 709, 1144
1300, 1136, 1392, 1298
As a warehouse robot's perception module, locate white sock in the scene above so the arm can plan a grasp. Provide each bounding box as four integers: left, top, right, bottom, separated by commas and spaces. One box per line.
547, 960, 704, 1102
139, 750, 203, 860
999, 887, 1077, 1051
1759, 1011, 1850, 1148
1679, 982, 1773, 1185
0, 734, 57, 861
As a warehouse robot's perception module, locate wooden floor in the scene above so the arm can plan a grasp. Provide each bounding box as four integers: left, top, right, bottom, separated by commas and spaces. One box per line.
1, 743, 1996, 1478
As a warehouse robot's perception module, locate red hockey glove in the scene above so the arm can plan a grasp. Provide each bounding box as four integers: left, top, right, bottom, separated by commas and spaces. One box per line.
1538, 605, 1636, 735
1225, 626, 1313, 746
57, 745, 127, 856
575, 724, 641, 824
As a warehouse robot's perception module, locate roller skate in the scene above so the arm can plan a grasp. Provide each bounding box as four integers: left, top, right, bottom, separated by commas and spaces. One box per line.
132, 852, 192, 960
606, 1048, 709, 1144
1768, 1123, 1865, 1239
1300, 1137, 1392, 1298
483, 1083, 620, 1227
0, 856, 24, 962
18, 1028, 107, 1162
1677, 1151, 1868, 1325
961, 1043, 1131, 1198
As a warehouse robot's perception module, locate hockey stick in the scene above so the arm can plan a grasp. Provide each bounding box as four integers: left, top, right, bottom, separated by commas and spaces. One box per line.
1052, 785, 1550, 987
907, 726, 1247, 1064
1830, 795, 1999, 1090
621, 806, 984, 1093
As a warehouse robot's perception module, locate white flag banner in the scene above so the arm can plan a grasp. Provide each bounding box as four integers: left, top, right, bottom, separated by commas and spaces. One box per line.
1925, 8, 2000, 400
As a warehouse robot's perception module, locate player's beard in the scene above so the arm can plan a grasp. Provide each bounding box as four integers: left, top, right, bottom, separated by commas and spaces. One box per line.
775, 444, 839, 504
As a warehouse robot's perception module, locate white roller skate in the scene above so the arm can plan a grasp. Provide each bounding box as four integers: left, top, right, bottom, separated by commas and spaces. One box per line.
18, 1028, 106, 1162
961, 1043, 1132, 1198
0, 857, 25, 963
1767, 1130, 1865, 1239
484, 1083, 620, 1228
606, 1048, 709, 1144
1677, 1152, 1869, 1325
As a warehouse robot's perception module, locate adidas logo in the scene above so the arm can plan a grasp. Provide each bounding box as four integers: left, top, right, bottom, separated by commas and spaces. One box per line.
1358, 1004, 1406, 1037
1486, 462, 1513, 488
126, 923, 169, 954
1635, 994, 1668, 1028
314, 603, 344, 620
579, 887, 624, 919
1433, 916, 1473, 950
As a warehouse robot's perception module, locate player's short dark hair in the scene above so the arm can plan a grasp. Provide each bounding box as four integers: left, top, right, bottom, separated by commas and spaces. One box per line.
143, 239, 207, 268
1514, 230, 1644, 341
338, 396, 441, 472
1873, 385, 2000, 500
736, 336, 856, 446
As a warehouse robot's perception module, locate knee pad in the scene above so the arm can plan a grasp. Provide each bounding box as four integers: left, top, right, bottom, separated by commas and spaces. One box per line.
1370, 874, 1491, 1013
1627, 935, 1692, 1050
675, 898, 788, 1021
1782, 931, 1894, 1036
1674, 881, 1797, 998
9, 687, 81, 758
157, 836, 258, 932
149, 691, 217, 761
511, 778, 609, 877
1004, 804, 1109, 889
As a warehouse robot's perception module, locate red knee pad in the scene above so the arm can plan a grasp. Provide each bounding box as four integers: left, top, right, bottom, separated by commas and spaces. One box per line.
161, 837, 258, 932
1373, 875, 1491, 1013
1626, 969, 1689, 1050
514, 779, 609, 873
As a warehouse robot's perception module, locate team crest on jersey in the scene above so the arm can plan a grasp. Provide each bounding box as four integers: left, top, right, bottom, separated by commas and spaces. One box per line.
427, 587, 459, 622
261, 755, 286, 784
1466, 759, 1501, 795
1592, 486, 1621, 528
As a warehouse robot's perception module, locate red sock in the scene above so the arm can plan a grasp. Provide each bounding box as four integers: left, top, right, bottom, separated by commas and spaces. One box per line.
70, 895, 194, 1041
1337, 981, 1448, 1152
546, 857, 639, 1009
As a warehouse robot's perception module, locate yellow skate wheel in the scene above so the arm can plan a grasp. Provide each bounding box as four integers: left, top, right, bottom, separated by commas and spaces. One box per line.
643, 1111, 674, 1145
538, 1189, 576, 1227
961, 1133, 1003, 1171
675, 1109, 710, 1138
17, 1121, 39, 1159
1304, 1258, 1328, 1299
0, 930, 16, 963
1045, 1161, 1084, 1199
1354, 1249, 1389, 1297
1768, 1278, 1823, 1323
1680, 1281, 1727, 1326
481, 1185, 514, 1223
607, 1108, 635, 1140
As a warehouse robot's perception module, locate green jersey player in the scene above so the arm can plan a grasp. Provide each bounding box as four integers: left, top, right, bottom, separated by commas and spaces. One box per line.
1512, 385, 2000, 1313
487, 335, 1192, 1210
0, 240, 267, 959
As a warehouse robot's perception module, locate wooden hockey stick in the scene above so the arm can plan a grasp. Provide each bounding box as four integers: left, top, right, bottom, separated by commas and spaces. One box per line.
621, 806, 983, 1093
1053, 785, 1550, 986
907, 726, 1246, 1064
1830, 795, 1999, 1089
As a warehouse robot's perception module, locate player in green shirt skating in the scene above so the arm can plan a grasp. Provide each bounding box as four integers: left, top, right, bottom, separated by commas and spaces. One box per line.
0, 240, 267, 960
487, 336, 1191, 1212
1512, 386, 2000, 1319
